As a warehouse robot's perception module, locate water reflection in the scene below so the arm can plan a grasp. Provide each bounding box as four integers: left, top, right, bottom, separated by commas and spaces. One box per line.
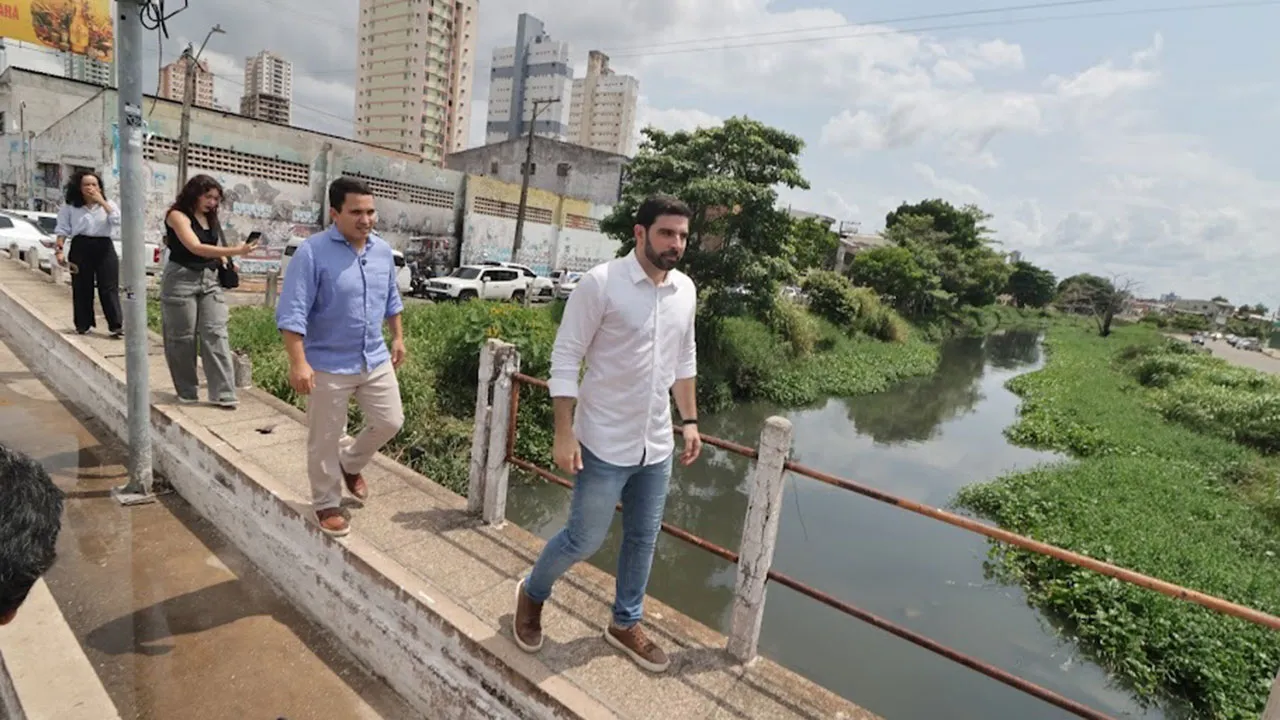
507, 331, 1166, 720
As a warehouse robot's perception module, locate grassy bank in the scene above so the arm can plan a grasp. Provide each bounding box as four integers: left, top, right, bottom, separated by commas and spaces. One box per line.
184, 296, 954, 495
956, 324, 1280, 718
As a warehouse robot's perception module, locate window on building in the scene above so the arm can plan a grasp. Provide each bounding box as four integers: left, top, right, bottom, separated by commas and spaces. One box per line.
557, 162, 570, 177
489, 161, 499, 174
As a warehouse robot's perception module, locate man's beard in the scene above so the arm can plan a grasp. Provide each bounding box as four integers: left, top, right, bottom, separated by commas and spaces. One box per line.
644, 235, 681, 271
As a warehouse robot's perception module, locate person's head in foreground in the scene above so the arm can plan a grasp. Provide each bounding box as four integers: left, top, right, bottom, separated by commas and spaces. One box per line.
328, 177, 377, 243
0, 445, 64, 625
633, 194, 691, 272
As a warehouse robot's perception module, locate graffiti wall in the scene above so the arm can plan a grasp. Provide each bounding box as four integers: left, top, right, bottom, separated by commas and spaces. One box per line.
552, 198, 619, 272
459, 174, 589, 276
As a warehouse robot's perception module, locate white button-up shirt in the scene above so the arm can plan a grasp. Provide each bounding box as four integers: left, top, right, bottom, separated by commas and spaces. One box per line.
548, 251, 697, 467
54, 203, 121, 239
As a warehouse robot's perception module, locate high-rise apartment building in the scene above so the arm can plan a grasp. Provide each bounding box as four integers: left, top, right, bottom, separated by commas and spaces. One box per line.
62, 51, 115, 86
486, 14, 572, 145
240, 51, 292, 125
158, 57, 215, 108
354, 0, 477, 163
567, 51, 638, 156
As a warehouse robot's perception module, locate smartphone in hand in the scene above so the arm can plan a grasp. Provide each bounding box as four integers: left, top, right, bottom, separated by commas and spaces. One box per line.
246, 231, 263, 247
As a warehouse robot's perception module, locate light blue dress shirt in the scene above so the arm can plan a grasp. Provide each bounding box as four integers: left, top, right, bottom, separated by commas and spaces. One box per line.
275, 224, 404, 375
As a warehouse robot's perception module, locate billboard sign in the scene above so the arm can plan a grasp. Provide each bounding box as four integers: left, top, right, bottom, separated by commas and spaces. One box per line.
1, 0, 114, 62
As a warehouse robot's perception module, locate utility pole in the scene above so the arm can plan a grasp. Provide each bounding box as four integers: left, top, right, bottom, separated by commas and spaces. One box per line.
113, 0, 154, 504
511, 98, 556, 308
176, 25, 224, 186
18, 102, 29, 209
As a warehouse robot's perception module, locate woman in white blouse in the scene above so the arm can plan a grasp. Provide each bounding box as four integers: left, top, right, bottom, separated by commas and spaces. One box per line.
53, 170, 123, 337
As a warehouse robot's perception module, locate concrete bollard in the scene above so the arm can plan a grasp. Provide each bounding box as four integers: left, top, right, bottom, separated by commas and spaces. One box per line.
8, 242, 19, 262
727, 415, 794, 663
27, 250, 39, 272
264, 270, 279, 309
233, 351, 253, 388
51, 262, 68, 285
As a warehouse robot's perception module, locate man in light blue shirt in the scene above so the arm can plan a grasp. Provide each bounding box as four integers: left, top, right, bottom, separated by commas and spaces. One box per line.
276, 177, 406, 537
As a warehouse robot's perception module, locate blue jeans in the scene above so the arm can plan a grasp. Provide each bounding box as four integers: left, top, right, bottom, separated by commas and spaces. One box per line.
524, 445, 673, 628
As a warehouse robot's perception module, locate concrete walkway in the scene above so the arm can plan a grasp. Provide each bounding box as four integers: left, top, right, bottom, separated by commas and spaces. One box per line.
0, 257, 877, 720
0, 330, 416, 720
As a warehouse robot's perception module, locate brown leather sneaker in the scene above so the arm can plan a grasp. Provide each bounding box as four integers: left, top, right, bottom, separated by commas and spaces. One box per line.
316, 507, 350, 537
512, 579, 543, 652
604, 622, 669, 673
341, 465, 369, 502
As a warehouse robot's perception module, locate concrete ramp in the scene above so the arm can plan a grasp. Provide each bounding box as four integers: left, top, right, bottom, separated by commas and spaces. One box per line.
0, 257, 878, 720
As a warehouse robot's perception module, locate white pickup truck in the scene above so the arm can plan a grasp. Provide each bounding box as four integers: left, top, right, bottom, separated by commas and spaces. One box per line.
420, 264, 529, 302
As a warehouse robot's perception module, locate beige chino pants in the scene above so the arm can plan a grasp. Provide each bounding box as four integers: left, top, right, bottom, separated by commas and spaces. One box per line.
306, 360, 405, 510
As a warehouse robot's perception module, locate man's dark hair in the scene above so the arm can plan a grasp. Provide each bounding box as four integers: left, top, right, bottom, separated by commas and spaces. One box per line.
328, 177, 374, 212
635, 194, 692, 230
63, 169, 105, 208
0, 446, 64, 620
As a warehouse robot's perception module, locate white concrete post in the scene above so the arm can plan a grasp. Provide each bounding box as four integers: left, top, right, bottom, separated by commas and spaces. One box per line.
467, 339, 500, 514
26, 250, 38, 271
1263, 666, 1280, 720
8, 242, 19, 262
727, 415, 794, 663
264, 269, 279, 309
232, 352, 252, 389
482, 342, 520, 526
51, 261, 67, 285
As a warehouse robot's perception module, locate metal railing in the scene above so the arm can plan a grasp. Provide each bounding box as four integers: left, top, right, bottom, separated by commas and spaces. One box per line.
464, 339, 1280, 720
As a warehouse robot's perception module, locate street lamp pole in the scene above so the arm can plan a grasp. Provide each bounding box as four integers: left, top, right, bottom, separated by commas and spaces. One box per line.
176, 24, 224, 186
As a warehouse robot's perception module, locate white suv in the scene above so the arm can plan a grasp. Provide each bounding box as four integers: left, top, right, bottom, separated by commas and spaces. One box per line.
480, 261, 554, 299
420, 265, 529, 302
0, 212, 54, 270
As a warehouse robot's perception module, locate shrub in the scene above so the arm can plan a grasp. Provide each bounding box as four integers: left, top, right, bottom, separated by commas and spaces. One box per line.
802, 270, 868, 329
767, 298, 819, 356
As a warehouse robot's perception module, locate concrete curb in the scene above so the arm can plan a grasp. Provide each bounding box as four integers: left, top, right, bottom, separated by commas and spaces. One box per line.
0, 580, 121, 720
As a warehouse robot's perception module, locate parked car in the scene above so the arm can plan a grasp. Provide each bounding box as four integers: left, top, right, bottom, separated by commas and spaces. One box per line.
282, 237, 411, 295
0, 211, 54, 270
554, 271, 582, 299
420, 265, 528, 302
1191, 333, 1206, 345
5, 209, 57, 236
480, 261, 554, 298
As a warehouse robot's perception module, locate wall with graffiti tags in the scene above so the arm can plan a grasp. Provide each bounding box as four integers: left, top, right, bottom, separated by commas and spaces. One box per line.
12, 85, 467, 275
459, 175, 618, 276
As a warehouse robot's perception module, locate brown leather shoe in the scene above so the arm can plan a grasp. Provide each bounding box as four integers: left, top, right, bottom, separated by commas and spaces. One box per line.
512, 579, 543, 652
316, 507, 350, 537
340, 464, 369, 502
605, 622, 669, 673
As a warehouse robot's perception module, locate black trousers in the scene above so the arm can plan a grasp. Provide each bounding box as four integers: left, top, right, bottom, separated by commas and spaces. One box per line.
68, 235, 123, 334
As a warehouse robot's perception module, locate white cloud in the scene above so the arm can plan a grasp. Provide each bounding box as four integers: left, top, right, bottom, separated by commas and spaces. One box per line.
912, 163, 985, 203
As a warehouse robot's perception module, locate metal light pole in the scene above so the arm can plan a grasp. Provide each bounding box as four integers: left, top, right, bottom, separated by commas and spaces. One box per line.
511, 98, 557, 263
176, 24, 224, 186
112, 0, 155, 505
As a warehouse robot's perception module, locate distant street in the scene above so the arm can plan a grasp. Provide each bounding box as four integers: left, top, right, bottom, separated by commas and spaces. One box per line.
1171, 334, 1280, 375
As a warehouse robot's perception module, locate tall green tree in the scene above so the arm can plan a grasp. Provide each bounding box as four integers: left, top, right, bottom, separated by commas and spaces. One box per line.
1005, 260, 1058, 308
789, 217, 840, 272
1056, 273, 1136, 337
847, 245, 945, 318
603, 117, 809, 314
878, 199, 1011, 313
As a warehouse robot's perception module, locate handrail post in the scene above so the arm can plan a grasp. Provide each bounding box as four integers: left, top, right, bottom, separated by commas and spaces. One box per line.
467, 339, 500, 514
727, 415, 793, 663
1264, 665, 1280, 720
481, 341, 520, 525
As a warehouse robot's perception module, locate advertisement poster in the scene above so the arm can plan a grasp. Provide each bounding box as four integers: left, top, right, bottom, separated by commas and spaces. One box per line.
0, 0, 114, 62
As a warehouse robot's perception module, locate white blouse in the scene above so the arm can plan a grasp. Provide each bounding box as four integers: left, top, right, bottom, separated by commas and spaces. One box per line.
54, 202, 121, 240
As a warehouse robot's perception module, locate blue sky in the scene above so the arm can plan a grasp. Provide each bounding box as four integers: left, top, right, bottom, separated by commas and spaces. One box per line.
127, 0, 1280, 306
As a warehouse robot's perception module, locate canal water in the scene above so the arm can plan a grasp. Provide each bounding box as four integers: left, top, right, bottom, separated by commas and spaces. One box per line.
507, 331, 1170, 720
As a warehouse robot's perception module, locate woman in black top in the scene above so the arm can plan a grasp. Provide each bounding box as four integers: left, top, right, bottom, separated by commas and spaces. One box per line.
159, 174, 256, 408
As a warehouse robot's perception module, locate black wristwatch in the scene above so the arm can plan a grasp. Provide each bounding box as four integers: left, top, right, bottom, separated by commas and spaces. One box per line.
682, 418, 698, 425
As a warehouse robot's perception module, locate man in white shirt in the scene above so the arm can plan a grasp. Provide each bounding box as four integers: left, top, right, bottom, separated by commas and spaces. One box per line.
513, 194, 702, 673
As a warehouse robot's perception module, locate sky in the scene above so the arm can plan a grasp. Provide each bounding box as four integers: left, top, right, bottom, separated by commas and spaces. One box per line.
42, 0, 1280, 305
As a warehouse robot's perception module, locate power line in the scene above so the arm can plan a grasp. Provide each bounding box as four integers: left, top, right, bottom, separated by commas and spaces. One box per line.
210, 72, 353, 126
595, 0, 1127, 53
605, 0, 1280, 58
282, 0, 1279, 76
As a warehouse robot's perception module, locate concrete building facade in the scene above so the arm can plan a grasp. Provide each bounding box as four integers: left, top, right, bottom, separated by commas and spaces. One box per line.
240, 51, 292, 125
355, 0, 477, 164
486, 14, 572, 145
567, 51, 638, 156
158, 57, 215, 109
445, 135, 629, 206
61, 52, 114, 86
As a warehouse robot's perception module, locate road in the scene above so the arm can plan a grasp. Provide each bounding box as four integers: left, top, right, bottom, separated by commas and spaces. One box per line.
1172, 335, 1280, 375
